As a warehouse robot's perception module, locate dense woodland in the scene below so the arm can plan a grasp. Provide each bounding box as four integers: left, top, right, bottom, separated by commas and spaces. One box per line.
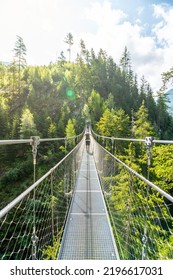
1, 34, 173, 259
1, 33, 173, 208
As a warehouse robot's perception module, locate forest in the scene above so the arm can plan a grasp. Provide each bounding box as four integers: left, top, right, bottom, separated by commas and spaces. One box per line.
0, 34, 173, 259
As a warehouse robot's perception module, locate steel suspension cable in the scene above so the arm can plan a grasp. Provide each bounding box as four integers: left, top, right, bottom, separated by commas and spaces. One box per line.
0, 131, 84, 146
92, 129, 173, 145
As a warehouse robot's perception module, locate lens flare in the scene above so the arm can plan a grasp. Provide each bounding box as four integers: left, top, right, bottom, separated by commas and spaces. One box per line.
66, 87, 75, 100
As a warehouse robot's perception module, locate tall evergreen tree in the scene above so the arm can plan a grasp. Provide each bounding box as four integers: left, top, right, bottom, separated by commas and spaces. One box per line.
97, 108, 130, 138
156, 89, 171, 139
13, 35, 27, 95
133, 101, 153, 139
120, 46, 131, 73
79, 39, 86, 58
161, 66, 173, 87
57, 51, 66, 66
88, 90, 105, 123
20, 108, 37, 138
64, 33, 74, 62
65, 118, 76, 148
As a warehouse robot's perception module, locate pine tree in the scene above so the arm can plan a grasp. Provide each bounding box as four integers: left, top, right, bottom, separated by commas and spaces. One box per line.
161, 66, 173, 87
120, 46, 131, 73
133, 101, 153, 139
57, 51, 66, 66
20, 108, 37, 138
65, 119, 76, 137
97, 108, 130, 138
156, 88, 172, 139
13, 35, 27, 95
79, 39, 86, 58
65, 119, 76, 148
88, 90, 105, 123
64, 33, 74, 62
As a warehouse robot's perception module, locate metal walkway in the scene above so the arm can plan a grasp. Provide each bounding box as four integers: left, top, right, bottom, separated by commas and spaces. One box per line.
58, 143, 119, 260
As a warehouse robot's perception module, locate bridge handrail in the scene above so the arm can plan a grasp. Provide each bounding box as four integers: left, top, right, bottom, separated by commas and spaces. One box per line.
92, 129, 173, 144
0, 131, 84, 146
93, 139, 173, 204
0, 139, 84, 219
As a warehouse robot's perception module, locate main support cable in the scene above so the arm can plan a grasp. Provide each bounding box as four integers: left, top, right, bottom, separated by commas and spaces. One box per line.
0, 131, 84, 146
92, 129, 173, 145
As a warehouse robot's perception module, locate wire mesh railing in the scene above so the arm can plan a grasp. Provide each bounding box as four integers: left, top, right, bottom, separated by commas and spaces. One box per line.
92, 138, 173, 260
0, 132, 84, 210
0, 139, 84, 260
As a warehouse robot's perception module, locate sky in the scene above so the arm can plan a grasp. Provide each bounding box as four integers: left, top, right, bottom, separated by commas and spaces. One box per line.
0, 0, 173, 93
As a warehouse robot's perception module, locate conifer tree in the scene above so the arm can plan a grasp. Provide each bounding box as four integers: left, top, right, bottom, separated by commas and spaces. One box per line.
65, 119, 76, 148
20, 108, 37, 138
64, 33, 74, 62
65, 119, 76, 137
13, 35, 27, 95
120, 46, 131, 73
133, 101, 153, 139
97, 108, 130, 138
161, 66, 173, 86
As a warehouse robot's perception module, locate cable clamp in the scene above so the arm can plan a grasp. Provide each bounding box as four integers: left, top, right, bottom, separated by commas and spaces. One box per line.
145, 136, 154, 147
30, 136, 40, 165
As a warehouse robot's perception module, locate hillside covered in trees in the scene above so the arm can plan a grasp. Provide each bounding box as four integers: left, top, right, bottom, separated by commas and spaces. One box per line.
1, 34, 173, 202
1, 34, 173, 142
1, 34, 173, 259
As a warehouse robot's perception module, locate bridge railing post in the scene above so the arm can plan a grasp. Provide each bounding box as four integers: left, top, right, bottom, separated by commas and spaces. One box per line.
30, 136, 40, 260
111, 137, 115, 154
51, 169, 55, 239
65, 137, 67, 155
30, 136, 40, 183
145, 137, 154, 178
141, 136, 154, 260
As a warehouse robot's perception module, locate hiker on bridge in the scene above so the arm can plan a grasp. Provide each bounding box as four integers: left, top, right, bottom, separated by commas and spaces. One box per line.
85, 132, 90, 152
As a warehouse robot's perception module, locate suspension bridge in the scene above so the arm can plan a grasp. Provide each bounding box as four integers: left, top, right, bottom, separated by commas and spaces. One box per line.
0, 127, 173, 260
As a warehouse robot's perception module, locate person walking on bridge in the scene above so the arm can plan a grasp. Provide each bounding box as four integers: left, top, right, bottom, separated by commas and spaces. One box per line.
85, 132, 90, 152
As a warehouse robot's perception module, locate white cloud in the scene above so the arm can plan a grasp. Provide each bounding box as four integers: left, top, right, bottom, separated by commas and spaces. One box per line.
81, 1, 173, 92
0, 0, 92, 64
152, 4, 173, 81
153, 4, 173, 45
85, 1, 127, 27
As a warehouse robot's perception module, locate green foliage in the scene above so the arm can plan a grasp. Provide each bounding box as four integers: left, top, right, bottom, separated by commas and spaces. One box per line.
65, 118, 76, 149
20, 108, 38, 138
64, 33, 74, 62
105, 93, 115, 110
42, 230, 62, 260
0, 160, 33, 185
161, 66, 173, 86
133, 101, 154, 138
88, 89, 105, 123
48, 123, 57, 138
97, 108, 130, 138
65, 119, 76, 137
151, 145, 173, 193
157, 234, 173, 259
13, 35, 27, 68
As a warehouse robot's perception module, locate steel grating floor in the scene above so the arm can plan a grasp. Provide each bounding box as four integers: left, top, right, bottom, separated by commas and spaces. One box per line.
58, 145, 119, 260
